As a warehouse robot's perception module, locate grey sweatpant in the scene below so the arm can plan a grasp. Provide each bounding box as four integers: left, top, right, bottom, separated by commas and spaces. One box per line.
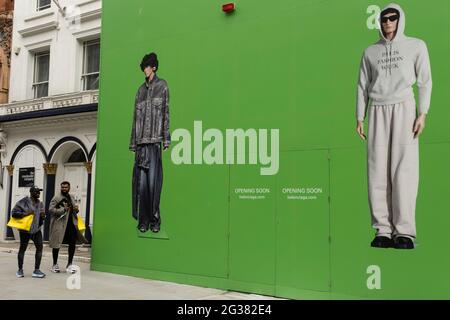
367, 99, 419, 239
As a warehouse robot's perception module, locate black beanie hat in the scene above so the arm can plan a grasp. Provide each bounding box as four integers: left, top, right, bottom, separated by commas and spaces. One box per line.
140, 52, 159, 72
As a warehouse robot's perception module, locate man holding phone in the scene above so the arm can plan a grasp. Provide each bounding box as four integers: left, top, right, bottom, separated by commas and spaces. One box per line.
49, 181, 87, 274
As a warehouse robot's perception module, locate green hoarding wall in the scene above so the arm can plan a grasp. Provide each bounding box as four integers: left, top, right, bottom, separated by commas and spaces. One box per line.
92, 0, 450, 299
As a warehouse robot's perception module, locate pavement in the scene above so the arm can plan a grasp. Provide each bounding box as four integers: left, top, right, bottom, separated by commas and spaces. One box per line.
0, 240, 91, 262
0, 242, 280, 300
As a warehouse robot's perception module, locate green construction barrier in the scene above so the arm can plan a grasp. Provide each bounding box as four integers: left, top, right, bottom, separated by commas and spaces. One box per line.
92, 0, 450, 299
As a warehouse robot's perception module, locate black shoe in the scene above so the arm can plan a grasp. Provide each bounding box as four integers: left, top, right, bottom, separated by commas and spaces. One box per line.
370, 236, 393, 248
138, 224, 147, 233
393, 236, 414, 249
150, 226, 160, 233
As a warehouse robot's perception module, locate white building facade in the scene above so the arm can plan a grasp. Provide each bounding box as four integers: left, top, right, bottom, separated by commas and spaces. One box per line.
0, 0, 101, 242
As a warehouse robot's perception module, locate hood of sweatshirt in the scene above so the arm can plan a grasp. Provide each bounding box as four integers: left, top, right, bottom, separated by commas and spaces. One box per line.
378, 3, 406, 43
377, 3, 407, 76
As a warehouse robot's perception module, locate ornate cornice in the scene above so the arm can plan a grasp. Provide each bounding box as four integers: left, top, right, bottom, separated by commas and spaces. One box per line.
84, 161, 92, 174
24, 11, 55, 23
18, 21, 59, 37
1, 112, 97, 129
78, 0, 101, 7
1, 90, 99, 115
53, 96, 83, 108
43, 163, 58, 175
6, 101, 44, 114
79, 8, 101, 23
6, 164, 14, 176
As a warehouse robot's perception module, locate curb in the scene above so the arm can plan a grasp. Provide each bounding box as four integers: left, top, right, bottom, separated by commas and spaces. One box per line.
0, 247, 91, 263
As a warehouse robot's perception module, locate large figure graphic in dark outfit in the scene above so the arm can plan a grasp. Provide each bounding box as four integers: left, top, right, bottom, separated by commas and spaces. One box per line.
130, 52, 170, 233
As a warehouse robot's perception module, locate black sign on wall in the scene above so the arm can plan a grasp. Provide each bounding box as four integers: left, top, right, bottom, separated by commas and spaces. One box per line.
19, 167, 35, 188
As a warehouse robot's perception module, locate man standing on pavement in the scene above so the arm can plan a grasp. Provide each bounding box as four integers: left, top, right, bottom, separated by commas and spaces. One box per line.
49, 181, 87, 274
11, 185, 46, 278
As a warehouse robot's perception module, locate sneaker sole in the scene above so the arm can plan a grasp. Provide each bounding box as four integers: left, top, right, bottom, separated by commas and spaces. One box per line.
371, 243, 393, 248
394, 245, 414, 250
32, 275, 46, 278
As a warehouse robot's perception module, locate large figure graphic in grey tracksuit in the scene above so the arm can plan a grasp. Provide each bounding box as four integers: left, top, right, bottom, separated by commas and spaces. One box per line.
355, 3, 432, 249
130, 52, 170, 233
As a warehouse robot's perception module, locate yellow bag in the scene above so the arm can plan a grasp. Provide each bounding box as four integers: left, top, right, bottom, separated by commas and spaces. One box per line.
7, 214, 34, 232
77, 215, 86, 232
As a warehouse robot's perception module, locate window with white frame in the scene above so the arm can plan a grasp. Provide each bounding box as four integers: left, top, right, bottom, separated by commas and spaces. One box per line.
33, 51, 50, 99
37, 0, 51, 11
82, 39, 101, 91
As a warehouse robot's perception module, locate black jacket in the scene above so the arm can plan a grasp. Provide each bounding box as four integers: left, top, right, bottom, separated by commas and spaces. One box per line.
130, 75, 170, 151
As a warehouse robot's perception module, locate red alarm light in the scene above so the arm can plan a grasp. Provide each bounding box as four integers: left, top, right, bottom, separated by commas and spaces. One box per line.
222, 3, 235, 13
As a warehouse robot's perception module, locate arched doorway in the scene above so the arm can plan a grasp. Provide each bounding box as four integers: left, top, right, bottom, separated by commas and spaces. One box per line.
10, 145, 46, 239
12, 145, 46, 201
50, 142, 89, 228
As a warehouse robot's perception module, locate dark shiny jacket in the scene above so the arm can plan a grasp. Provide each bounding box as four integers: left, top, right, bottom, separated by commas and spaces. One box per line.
130, 75, 170, 151
11, 196, 45, 234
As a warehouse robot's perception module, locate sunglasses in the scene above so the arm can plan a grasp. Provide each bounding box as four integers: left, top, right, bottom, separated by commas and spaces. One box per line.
381, 15, 399, 23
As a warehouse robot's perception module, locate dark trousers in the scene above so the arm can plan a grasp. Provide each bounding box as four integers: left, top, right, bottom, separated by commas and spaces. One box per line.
18, 231, 43, 270
132, 143, 163, 231
53, 217, 77, 266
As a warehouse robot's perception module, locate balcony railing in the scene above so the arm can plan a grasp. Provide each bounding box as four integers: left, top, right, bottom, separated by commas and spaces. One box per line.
0, 90, 99, 116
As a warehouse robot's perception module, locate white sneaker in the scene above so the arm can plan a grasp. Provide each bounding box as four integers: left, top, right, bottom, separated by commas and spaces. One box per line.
66, 264, 77, 274
51, 264, 60, 273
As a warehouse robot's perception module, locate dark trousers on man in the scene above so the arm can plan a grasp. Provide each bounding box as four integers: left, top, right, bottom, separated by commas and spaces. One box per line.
18, 231, 43, 270
132, 143, 163, 231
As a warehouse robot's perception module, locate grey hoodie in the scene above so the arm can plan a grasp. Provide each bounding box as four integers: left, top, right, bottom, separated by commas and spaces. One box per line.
356, 3, 432, 121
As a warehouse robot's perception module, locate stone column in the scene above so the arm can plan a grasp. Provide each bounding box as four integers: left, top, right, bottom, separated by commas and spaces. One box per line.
43, 163, 57, 241
84, 161, 93, 244
5, 164, 14, 238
